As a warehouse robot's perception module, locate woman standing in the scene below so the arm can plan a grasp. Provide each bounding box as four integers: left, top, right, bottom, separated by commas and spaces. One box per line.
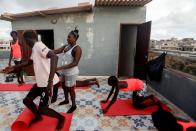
54, 28, 82, 113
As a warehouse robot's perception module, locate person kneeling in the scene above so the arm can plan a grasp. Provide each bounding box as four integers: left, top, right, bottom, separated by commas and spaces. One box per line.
132, 86, 159, 109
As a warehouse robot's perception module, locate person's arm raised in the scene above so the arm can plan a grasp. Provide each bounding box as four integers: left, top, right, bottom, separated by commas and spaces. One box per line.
4, 60, 33, 74
53, 45, 66, 54
56, 46, 82, 71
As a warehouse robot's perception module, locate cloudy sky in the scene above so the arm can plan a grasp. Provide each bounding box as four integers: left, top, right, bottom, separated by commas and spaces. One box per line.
0, 0, 196, 40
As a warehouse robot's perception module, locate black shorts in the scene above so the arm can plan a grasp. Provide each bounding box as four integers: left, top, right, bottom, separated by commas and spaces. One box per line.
26, 83, 60, 107
14, 60, 22, 65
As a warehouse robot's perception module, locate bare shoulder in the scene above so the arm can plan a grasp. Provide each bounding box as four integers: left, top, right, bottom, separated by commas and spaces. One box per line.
72, 45, 82, 57
75, 45, 82, 52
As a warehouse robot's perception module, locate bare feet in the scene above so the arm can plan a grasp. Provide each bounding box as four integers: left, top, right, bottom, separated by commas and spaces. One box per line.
58, 100, 69, 105
67, 105, 77, 113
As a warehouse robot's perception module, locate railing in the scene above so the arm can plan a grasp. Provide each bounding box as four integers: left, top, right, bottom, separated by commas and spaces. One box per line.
149, 49, 196, 77
150, 48, 196, 59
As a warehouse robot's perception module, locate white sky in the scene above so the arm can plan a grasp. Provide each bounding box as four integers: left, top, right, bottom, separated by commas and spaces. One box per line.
0, 0, 196, 40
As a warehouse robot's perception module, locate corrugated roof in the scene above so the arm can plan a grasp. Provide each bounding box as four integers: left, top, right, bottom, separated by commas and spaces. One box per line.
0, 3, 93, 21
95, 0, 152, 7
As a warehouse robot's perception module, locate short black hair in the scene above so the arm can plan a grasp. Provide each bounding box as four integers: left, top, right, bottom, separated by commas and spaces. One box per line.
10, 31, 17, 37
108, 76, 118, 86
23, 30, 38, 41
70, 27, 79, 40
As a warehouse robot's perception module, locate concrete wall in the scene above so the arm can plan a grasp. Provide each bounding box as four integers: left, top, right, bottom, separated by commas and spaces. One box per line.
150, 69, 196, 120
12, 6, 146, 75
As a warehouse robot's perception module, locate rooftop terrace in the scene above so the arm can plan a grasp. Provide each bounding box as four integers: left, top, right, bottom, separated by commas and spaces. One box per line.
0, 59, 193, 131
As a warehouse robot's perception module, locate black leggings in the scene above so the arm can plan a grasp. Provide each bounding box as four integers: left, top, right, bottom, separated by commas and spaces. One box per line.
132, 91, 157, 109
14, 60, 24, 84
23, 83, 63, 119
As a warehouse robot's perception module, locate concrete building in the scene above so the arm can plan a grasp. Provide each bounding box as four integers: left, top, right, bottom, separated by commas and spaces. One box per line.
0, 0, 152, 78
0, 40, 11, 59
0, 40, 10, 51
178, 38, 196, 52
151, 38, 196, 52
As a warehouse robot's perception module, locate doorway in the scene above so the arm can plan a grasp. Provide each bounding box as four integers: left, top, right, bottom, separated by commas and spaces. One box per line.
118, 25, 137, 77
36, 30, 54, 49
118, 22, 151, 80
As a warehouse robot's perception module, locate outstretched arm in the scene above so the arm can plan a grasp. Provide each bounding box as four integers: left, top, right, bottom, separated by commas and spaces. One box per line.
56, 46, 82, 71
101, 86, 115, 103
103, 87, 119, 113
53, 45, 66, 54
4, 59, 33, 73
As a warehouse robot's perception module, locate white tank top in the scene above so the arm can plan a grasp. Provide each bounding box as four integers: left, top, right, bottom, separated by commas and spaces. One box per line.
62, 44, 79, 76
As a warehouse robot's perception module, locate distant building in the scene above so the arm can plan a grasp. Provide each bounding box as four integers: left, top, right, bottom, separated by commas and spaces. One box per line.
178, 38, 196, 52
150, 38, 196, 52
0, 40, 10, 51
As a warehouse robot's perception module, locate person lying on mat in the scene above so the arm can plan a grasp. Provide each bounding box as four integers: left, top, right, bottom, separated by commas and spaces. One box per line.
51, 72, 99, 104
76, 78, 99, 87
3, 30, 65, 131
101, 76, 128, 113
56, 72, 99, 87
52, 27, 82, 113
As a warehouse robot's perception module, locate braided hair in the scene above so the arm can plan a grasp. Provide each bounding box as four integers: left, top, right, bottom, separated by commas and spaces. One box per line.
70, 27, 79, 40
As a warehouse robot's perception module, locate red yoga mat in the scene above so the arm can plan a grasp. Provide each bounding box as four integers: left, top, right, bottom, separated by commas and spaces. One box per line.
120, 78, 144, 91
101, 99, 170, 116
11, 108, 73, 131
0, 84, 33, 91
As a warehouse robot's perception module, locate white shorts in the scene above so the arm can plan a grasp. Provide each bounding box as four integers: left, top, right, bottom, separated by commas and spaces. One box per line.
64, 75, 78, 87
